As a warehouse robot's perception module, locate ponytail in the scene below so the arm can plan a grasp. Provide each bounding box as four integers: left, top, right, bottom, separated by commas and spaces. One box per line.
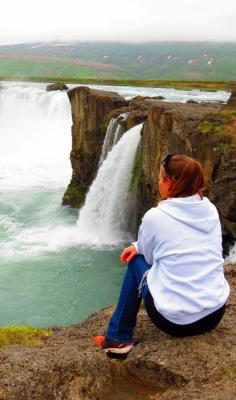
161, 154, 205, 199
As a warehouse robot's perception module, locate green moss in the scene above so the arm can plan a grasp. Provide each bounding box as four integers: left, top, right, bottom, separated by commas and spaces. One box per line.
215, 142, 232, 153
70, 149, 82, 158
62, 183, 86, 208
198, 121, 223, 135
99, 123, 107, 136
99, 114, 112, 136
129, 144, 143, 192
0, 325, 52, 348
198, 110, 236, 136
218, 110, 236, 119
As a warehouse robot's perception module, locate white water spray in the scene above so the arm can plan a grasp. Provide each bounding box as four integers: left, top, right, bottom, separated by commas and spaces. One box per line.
0, 83, 73, 258
0, 84, 72, 189
77, 123, 142, 245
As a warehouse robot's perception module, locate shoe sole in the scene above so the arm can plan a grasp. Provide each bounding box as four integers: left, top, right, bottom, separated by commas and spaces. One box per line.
106, 352, 129, 360
104, 344, 133, 354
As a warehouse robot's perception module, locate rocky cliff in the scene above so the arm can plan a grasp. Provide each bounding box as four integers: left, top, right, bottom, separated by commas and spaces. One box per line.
0, 264, 235, 399
63, 87, 236, 246
137, 94, 236, 245
62, 87, 127, 207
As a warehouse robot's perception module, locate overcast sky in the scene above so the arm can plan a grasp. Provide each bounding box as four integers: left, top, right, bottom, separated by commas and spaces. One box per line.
1, 0, 236, 44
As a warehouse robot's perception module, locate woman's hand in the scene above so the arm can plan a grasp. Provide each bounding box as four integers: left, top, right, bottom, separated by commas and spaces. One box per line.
120, 245, 137, 265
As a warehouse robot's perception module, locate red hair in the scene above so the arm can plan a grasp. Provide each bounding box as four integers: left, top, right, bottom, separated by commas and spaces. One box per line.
161, 154, 205, 199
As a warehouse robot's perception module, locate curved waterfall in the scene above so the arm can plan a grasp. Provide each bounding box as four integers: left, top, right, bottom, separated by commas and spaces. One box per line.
76, 123, 142, 246
0, 83, 72, 258
0, 84, 72, 189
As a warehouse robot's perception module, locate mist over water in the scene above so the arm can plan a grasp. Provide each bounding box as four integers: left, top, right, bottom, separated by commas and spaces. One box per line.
0, 84, 74, 260
0, 81, 234, 327
0, 84, 71, 189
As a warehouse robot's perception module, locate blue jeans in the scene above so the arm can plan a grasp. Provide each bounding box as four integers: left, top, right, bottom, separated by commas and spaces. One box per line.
105, 255, 227, 342
105, 255, 151, 343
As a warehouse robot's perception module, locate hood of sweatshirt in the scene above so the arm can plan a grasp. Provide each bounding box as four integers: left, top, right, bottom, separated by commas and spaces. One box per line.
158, 194, 219, 233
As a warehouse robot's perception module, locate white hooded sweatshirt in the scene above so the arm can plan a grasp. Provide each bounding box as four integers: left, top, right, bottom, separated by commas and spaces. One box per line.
133, 194, 230, 325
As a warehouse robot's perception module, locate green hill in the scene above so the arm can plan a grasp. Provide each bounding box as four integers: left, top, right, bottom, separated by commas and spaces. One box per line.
0, 41, 236, 81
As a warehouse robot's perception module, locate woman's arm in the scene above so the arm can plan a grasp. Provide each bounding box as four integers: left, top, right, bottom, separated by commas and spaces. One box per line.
120, 209, 156, 265
133, 224, 155, 265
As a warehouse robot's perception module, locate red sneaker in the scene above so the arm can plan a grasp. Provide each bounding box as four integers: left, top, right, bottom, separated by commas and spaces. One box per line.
93, 335, 133, 354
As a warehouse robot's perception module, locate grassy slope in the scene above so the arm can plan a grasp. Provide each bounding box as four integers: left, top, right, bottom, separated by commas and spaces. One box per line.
0, 58, 130, 79
0, 41, 236, 81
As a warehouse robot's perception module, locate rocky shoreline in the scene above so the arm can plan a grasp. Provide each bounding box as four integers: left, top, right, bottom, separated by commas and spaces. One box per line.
0, 264, 235, 399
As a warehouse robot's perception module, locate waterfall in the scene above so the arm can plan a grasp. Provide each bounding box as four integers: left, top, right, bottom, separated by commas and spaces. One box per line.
113, 123, 124, 145
0, 83, 72, 189
76, 123, 142, 246
99, 113, 127, 165
0, 82, 73, 258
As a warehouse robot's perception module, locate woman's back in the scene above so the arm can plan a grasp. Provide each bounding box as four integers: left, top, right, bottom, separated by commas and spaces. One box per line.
137, 194, 230, 324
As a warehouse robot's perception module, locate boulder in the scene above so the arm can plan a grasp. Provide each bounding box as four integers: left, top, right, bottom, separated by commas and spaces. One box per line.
46, 82, 69, 91
153, 95, 165, 100
186, 99, 198, 104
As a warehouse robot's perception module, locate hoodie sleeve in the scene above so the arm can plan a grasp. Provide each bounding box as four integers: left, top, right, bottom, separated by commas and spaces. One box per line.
132, 209, 157, 265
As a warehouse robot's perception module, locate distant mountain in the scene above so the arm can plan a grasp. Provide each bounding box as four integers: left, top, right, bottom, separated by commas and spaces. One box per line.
0, 41, 236, 81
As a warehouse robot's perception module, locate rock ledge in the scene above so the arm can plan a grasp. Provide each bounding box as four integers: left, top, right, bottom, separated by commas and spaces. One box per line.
0, 265, 235, 399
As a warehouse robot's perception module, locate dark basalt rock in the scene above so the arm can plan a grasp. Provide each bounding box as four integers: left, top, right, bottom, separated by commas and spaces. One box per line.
46, 82, 69, 91
186, 99, 198, 104
153, 95, 165, 100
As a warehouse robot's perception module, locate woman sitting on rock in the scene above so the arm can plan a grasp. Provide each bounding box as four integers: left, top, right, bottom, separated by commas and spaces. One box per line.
94, 154, 230, 355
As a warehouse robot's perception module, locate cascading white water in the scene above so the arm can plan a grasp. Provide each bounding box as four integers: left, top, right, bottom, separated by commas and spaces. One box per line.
0, 84, 72, 189
99, 113, 127, 165
99, 118, 117, 165
0, 84, 140, 257
113, 123, 124, 145
76, 123, 142, 245
0, 83, 73, 258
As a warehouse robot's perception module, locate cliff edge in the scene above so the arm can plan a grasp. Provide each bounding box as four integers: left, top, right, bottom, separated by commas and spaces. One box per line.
0, 265, 235, 400
62, 87, 127, 207
63, 88, 236, 246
